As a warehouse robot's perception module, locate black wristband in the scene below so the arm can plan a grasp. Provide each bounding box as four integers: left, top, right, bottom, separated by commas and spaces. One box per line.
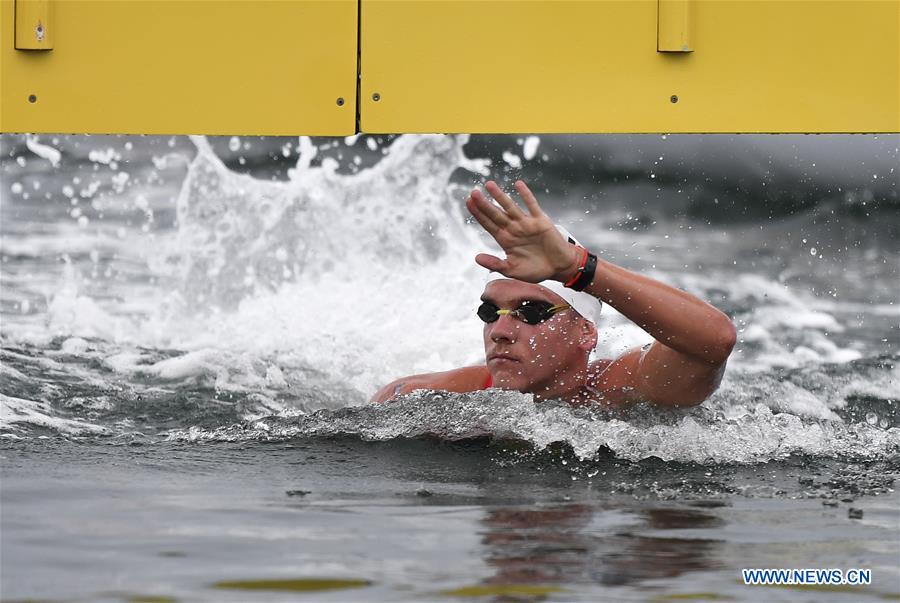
569, 251, 597, 292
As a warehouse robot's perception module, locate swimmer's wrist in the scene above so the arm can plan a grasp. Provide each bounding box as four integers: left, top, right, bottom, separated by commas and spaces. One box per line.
563, 247, 598, 292
554, 244, 584, 283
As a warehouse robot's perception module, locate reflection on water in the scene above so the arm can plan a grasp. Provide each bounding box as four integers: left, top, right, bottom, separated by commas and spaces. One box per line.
480, 503, 721, 592
600, 508, 722, 585
483, 504, 597, 585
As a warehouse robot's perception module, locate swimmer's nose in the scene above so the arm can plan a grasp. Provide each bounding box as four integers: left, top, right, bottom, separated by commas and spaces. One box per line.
489, 312, 519, 343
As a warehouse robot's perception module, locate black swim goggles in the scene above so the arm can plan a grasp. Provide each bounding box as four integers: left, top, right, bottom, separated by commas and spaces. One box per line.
477, 300, 571, 325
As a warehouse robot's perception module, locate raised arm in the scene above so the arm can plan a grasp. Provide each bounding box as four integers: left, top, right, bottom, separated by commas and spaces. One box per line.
466, 180, 735, 407
582, 259, 735, 406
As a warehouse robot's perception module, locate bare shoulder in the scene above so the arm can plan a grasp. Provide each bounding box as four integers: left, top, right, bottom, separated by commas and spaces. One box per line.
588, 342, 721, 407
370, 365, 490, 404
586, 345, 650, 405
588, 347, 644, 385
587, 357, 615, 377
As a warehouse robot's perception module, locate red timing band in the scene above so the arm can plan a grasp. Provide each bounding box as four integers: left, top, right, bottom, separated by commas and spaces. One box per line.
564, 246, 589, 288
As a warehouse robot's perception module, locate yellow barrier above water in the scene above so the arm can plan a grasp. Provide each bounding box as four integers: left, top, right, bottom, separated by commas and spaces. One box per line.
1, 0, 898, 135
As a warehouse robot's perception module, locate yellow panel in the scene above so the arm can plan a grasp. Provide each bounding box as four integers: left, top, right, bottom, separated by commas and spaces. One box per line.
361, 0, 900, 133
0, 0, 358, 135
15, 0, 53, 50
658, 0, 692, 52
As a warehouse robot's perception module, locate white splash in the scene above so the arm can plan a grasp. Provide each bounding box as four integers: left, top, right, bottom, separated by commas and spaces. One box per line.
502, 151, 522, 169
25, 135, 61, 167
522, 136, 540, 160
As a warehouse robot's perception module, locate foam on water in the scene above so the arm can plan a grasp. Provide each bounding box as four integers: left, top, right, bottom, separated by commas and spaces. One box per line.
1, 393, 107, 435
167, 386, 900, 465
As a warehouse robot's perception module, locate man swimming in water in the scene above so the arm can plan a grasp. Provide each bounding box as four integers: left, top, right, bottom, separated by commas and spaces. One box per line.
371, 180, 736, 407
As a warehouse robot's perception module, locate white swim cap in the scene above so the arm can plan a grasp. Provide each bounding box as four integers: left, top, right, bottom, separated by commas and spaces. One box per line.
483, 225, 602, 326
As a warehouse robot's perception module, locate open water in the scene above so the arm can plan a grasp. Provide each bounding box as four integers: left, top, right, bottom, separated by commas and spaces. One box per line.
1, 133, 898, 602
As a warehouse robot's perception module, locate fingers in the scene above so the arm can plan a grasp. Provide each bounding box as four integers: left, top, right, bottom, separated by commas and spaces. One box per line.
513, 180, 545, 217
468, 188, 510, 228
466, 180, 543, 236
474, 253, 510, 274
466, 193, 501, 235
485, 181, 525, 218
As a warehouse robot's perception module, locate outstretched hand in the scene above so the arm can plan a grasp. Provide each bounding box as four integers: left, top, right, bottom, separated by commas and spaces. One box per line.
465, 180, 580, 284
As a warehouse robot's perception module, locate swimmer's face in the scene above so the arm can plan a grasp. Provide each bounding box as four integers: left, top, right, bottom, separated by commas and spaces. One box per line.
481, 279, 596, 396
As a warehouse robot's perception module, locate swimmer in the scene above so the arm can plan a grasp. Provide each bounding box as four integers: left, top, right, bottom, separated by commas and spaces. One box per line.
371, 180, 736, 407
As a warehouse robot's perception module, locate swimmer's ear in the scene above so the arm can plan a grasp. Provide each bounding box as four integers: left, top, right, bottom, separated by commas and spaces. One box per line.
577, 320, 597, 352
